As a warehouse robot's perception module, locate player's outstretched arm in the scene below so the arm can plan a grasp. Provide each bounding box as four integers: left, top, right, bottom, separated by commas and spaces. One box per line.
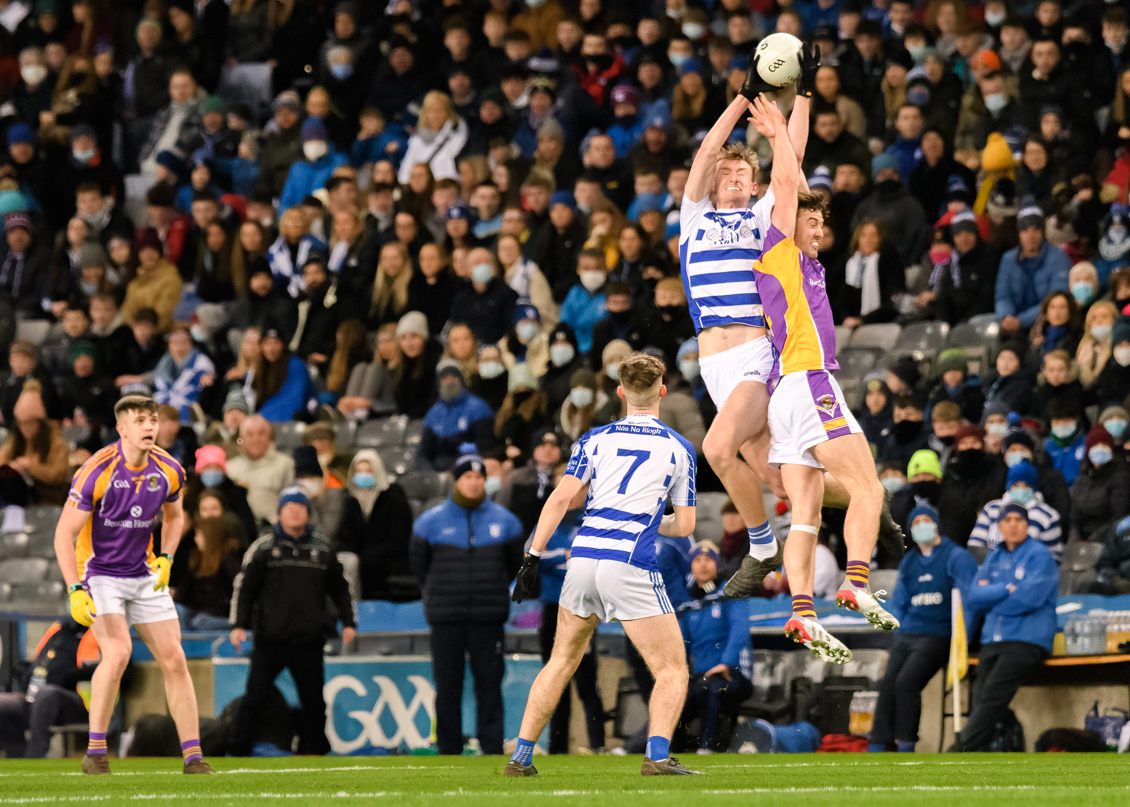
749, 95, 798, 237
528, 473, 584, 555
658, 504, 696, 537
686, 94, 755, 204
791, 43, 819, 193
53, 506, 91, 589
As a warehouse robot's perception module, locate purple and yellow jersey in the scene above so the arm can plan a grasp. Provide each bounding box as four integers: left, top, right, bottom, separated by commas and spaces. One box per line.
752, 225, 840, 379
66, 442, 186, 580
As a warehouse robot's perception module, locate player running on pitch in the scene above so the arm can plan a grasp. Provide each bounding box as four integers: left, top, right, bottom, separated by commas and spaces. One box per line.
746, 96, 898, 663
505, 352, 699, 777
54, 395, 213, 774
680, 49, 904, 602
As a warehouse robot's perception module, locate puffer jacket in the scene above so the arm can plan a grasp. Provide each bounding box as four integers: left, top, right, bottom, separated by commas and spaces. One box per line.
965, 536, 1059, 653
409, 497, 524, 624
1070, 459, 1130, 541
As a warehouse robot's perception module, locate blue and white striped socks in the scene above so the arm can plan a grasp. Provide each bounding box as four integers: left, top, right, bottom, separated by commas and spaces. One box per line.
748, 521, 777, 561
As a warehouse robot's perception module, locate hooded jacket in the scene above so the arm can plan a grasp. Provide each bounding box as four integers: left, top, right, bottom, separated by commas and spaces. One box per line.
346, 450, 416, 600
965, 535, 1058, 653
419, 388, 495, 471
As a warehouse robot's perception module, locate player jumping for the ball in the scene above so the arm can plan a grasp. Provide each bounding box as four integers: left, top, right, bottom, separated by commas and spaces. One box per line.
680, 47, 904, 601
54, 395, 213, 774
746, 96, 898, 663
505, 352, 699, 777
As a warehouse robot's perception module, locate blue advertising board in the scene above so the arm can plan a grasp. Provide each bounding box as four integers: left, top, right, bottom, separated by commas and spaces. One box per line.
213, 654, 546, 753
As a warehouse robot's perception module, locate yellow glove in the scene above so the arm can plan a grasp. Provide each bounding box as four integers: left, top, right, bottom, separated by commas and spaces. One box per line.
67, 584, 96, 627
152, 553, 173, 592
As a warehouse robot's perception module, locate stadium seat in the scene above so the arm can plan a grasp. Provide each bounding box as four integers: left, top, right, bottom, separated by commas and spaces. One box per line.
1058, 541, 1105, 595
356, 417, 407, 448
744, 649, 797, 722
0, 581, 9, 601
869, 569, 898, 596
0, 530, 28, 559
892, 320, 950, 366
834, 325, 852, 350
274, 421, 307, 452
0, 557, 49, 584
378, 446, 416, 477
397, 471, 451, 501
847, 323, 901, 352
697, 492, 731, 521
45, 562, 65, 583
403, 419, 425, 447
24, 505, 63, 535
336, 420, 358, 452
967, 313, 1001, 338
837, 649, 889, 682
944, 324, 992, 376
9, 581, 64, 607
15, 319, 51, 348
420, 495, 447, 515
409, 498, 426, 520
227, 328, 245, 358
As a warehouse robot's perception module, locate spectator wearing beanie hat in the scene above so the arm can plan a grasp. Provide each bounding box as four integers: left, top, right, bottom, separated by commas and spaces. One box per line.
409, 448, 524, 756
278, 117, 347, 210
994, 195, 1071, 334
870, 501, 977, 753
0, 210, 48, 319
889, 448, 944, 542
1042, 397, 1086, 486
927, 351, 985, 424
418, 360, 496, 471
999, 426, 1072, 524
969, 459, 1063, 560
1098, 404, 1130, 452
392, 311, 442, 418
885, 355, 922, 397
859, 376, 895, 453
877, 392, 929, 468
983, 340, 1035, 417
1033, 348, 1086, 432
850, 151, 929, 264
937, 423, 1007, 548
1070, 425, 1130, 542
559, 366, 600, 442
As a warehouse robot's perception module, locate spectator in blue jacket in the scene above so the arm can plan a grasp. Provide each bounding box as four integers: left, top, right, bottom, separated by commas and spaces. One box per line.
870, 504, 977, 753
994, 200, 1071, 333
957, 503, 1058, 752
418, 361, 496, 471
679, 542, 753, 753
560, 249, 609, 357
153, 325, 216, 424
535, 472, 604, 755
1042, 398, 1085, 487
278, 118, 348, 211
409, 451, 524, 756
349, 107, 408, 170
248, 327, 316, 423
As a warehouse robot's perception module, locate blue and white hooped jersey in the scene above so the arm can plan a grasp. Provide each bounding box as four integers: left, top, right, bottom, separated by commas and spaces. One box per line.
564, 414, 697, 572
678, 188, 774, 333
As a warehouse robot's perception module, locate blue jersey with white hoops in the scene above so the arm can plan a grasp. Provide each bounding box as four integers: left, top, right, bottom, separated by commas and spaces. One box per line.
678, 189, 774, 333
564, 414, 697, 572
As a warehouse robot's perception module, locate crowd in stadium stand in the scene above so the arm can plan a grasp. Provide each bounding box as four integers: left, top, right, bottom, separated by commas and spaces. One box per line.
3, 0, 1130, 754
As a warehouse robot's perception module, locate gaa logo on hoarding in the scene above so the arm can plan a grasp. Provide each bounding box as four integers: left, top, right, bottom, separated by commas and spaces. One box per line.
324, 674, 435, 753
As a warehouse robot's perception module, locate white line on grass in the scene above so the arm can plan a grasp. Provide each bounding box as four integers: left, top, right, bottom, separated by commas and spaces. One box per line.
0, 765, 456, 777
704, 759, 1026, 769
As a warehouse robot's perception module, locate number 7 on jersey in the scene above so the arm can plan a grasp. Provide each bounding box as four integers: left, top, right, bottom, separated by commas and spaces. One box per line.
616, 449, 651, 494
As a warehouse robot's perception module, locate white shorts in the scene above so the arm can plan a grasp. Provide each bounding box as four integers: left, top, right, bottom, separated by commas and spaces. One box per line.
767, 370, 862, 470
87, 573, 178, 626
559, 557, 673, 623
699, 335, 775, 410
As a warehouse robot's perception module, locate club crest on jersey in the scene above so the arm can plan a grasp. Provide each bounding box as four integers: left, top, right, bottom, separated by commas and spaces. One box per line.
704, 226, 742, 246
815, 394, 839, 414
147, 474, 162, 491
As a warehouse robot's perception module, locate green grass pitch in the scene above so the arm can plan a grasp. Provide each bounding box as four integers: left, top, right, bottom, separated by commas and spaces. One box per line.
1, 754, 1129, 806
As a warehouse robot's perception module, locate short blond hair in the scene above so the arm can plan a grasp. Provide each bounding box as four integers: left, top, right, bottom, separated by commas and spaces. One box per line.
618, 352, 666, 406
717, 143, 759, 181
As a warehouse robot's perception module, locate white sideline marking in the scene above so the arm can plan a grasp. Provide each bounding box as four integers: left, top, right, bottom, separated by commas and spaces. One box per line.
706, 759, 1024, 769
0, 765, 456, 777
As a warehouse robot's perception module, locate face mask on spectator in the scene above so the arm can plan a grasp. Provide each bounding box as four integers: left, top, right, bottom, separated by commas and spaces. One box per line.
73, 147, 95, 165
516, 321, 539, 341
983, 93, 1008, 114
299, 478, 323, 498
880, 476, 904, 494
668, 51, 690, 67
21, 65, 46, 86
569, 387, 594, 408
550, 343, 575, 367
190, 325, 207, 343
1073, 282, 1096, 305
1091, 323, 1111, 339
484, 476, 502, 495
679, 359, 699, 380
986, 422, 1008, 437
606, 362, 620, 381
928, 246, 950, 264
303, 140, 328, 161
911, 521, 937, 544
1089, 445, 1113, 466
1104, 418, 1127, 440
907, 87, 930, 106
1009, 485, 1033, 504
907, 44, 926, 62
1115, 345, 1130, 366
352, 472, 376, 489
478, 360, 504, 379
682, 23, 705, 39
1004, 450, 1030, 467
1051, 422, 1077, 440
985, 10, 1006, 25
200, 469, 224, 488
580, 270, 606, 292
472, 263, 495, 284
330, 62, 353, 80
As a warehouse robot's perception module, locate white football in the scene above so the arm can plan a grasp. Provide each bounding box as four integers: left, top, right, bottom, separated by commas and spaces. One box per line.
755, 32, 804, 88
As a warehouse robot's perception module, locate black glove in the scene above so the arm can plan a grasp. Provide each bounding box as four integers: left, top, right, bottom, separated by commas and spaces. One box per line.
512, 553, 542, 602
796, 42, 820, 98
740, 51, 776, 102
